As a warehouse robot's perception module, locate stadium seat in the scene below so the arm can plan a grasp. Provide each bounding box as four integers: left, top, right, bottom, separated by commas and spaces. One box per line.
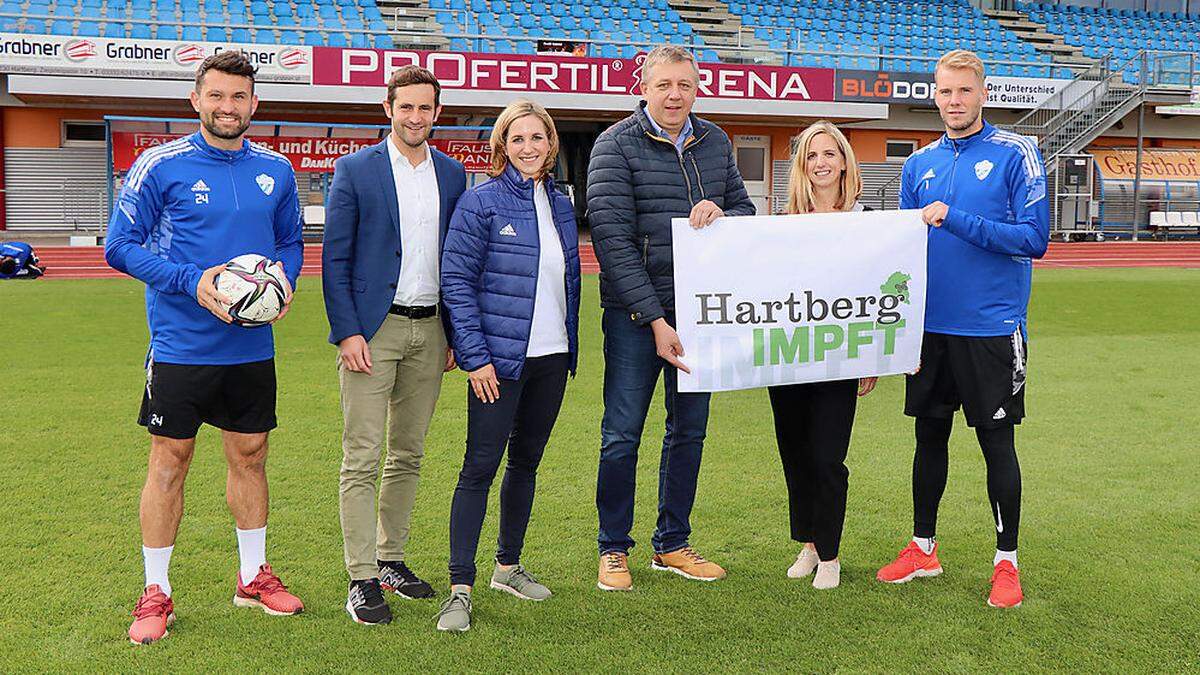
206, 26, 226, 41
104, 21, 126, 37
154, 24, 177, 39
130, 22, 151, 38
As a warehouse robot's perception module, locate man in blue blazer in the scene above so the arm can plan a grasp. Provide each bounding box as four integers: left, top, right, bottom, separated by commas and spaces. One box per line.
322, 65, 467, 626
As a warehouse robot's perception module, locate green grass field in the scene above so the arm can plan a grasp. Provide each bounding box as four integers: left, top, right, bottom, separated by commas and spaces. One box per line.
1, 269, 1197, 672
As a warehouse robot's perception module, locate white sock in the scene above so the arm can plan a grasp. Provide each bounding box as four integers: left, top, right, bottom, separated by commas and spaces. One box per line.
236, 526, 267, 585
995, 549, 1018, 569
143, 545, 174, 596
912, 536, 936, 555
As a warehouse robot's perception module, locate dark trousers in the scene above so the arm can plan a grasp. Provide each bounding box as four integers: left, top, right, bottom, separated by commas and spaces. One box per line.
596, 309, 711, 555
448, 353, 569, 586
767, 378, 859, 561
912, 416, 1021, 551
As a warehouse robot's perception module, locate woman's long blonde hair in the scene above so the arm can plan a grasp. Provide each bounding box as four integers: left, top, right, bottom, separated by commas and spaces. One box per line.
785, 121, 861, 214
487, 99, 559, 180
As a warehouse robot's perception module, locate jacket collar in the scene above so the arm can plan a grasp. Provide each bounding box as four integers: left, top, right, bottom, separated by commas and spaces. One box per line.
939, 119, 995, 152
500, 162, 557, 198
190, 131, 250, 161
634, 101, 708, 151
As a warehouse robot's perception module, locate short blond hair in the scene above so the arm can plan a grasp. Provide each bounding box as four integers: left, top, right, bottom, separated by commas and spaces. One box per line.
487, 99, 559, 179
935, 49, 986, 86
640, 45, 700, 90
786, 121, 861, 214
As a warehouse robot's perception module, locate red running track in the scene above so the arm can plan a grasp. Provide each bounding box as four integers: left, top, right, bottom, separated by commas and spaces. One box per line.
24, 242, 1200, 280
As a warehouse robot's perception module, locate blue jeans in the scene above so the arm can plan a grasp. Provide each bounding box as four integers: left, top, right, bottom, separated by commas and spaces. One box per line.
448, 353, 569, 586
596, 309, 711, 555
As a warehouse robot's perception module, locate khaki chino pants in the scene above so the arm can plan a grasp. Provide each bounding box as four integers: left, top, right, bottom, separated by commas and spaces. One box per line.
338, 313, 446, 580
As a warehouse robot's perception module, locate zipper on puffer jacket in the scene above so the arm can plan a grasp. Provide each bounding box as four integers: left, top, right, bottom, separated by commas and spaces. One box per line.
641, 234, 650, 266
677, 152, 696, 207
688, 153, 707, 200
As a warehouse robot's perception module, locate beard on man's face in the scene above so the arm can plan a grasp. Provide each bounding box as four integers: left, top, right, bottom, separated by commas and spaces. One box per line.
204, 112, 250, 140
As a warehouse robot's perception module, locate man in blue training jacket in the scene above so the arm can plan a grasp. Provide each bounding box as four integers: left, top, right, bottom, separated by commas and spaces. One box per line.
875, 50, 1049, 609
105, 51, 305, 645
0, 241, 44, 279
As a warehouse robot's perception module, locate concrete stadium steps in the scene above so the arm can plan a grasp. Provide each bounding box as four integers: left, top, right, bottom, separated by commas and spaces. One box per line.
33, 243, 603, 279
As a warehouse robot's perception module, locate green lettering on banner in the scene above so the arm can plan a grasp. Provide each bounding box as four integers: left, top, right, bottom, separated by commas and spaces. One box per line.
770, 327, 809, 365
879, 319, 906, 355
753, 328, 765, 366
813, 325, 844, 362
846, 321, 875, 358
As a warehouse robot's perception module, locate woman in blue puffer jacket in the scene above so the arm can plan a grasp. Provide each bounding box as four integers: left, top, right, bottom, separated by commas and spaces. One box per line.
435, 99, 581, 632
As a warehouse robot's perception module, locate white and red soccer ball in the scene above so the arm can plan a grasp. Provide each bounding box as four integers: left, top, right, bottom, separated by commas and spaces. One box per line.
215, 254, 289, 327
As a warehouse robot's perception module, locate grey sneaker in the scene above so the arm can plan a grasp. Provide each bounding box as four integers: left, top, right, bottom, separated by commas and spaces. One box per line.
490, 563, 552, 601
435, 590, 472, 632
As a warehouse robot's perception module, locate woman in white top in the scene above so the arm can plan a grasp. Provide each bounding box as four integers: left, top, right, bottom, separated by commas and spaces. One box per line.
771, 121, 878, 590
438, 99, 581, 631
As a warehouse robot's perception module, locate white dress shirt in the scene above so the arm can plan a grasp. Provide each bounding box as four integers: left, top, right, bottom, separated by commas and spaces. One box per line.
386, 137, 441, 306
526, 180, 569, 357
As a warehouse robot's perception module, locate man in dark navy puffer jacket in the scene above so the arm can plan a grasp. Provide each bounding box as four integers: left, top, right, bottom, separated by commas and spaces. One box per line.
587, 45, 755, 591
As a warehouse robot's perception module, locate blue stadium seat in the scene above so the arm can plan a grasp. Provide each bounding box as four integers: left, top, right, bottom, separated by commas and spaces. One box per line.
181, 25, 202, 40
230, 27, 251, 41
374, 34, 393, 49
278, 29, 301, 44
303, 30, 323, 45
130, 22, 151, 38
104, 21, 126, 37
327, 32, 348, 46
154, 24, 177, 39
77, 21, 101, 36
450, 37, 469, 51
205, 26, 225, 41
254, 29, 277, 43
49, 19, 72, 35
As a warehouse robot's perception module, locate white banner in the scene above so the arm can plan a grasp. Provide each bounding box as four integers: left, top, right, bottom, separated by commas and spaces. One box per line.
673, 210, 928, 393
0, 32, 310, 82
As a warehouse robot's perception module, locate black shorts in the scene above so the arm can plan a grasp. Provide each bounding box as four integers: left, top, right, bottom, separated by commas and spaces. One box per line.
904, 331, 1027, 428
138, 358, 277, 439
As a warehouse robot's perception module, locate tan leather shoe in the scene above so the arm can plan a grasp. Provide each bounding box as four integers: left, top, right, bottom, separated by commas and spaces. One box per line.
651, 546, 727, 581
598, 552, 632, 591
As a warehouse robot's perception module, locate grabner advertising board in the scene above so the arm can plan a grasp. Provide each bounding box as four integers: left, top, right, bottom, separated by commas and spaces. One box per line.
0, 32, 310, 82
672, 211, 927, 393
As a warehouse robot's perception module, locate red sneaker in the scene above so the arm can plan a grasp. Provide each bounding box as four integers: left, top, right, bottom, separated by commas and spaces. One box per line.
128, 584, 175, 645
876, 541, 944, 583
987, 560, 1023, 608
233, 564, 304, 616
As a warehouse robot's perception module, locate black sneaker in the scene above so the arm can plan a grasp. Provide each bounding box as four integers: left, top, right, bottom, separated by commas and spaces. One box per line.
346, 578, 392, 625
379, 560, 435, 599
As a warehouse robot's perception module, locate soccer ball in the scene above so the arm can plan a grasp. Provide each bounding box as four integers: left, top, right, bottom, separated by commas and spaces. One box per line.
215, 254, 289, 327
